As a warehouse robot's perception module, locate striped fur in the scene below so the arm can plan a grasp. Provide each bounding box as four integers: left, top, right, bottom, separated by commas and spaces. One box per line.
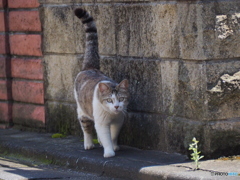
74, 8, 100, 70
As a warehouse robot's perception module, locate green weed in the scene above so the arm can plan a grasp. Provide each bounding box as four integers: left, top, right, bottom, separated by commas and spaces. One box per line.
189, 137, 204, 170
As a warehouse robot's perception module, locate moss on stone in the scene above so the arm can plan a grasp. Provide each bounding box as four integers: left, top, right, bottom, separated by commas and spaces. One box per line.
81, 139, 99, 144
51, 133, 66, 138
0, 152, 53, 167
46, 102, 81, 136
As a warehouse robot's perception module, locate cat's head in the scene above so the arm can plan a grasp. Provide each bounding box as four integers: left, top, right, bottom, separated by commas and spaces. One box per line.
98, 79, 129, 115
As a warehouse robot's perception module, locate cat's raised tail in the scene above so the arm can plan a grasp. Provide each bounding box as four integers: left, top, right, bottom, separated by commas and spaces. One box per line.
74, 8, 100, 71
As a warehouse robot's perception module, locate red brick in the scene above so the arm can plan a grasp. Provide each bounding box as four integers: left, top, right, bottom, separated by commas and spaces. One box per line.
0, 56, 11, 78
12, 58, 43, 80
0, 34, 8, 54
0, 57, 11, 78
9, 11, 41, 32
0, 57, 6, 77
8, 0, 39, 8
0, 124, 8, 129
0, 102, 11, 123
0, 80, 11, 100
10, 34, 42, 56
0, 0, 6, 8
0, 11, 5, 32
13, 103, 45, 127
12, 80, 44, 104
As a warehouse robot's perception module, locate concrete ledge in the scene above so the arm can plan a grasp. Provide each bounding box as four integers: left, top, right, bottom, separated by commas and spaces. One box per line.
0, 129, 239, 180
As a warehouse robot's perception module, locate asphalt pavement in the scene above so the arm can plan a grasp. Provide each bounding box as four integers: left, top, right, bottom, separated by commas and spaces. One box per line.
0, 156, 116, 180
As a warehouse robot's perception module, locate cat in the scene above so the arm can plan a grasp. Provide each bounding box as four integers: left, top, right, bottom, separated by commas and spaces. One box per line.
74, 8, 130, 158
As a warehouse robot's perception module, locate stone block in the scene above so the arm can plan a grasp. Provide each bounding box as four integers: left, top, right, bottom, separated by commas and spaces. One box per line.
10, 34, 42, 56
44, 55, 82, 102
101, 57, 162, 113
122, 112, 240, 158
44, 3, 180, 58
206, 60, 240, 120
160, 59, 240, 121
159, 59, 240, 121
176, 61, 207, 120
115, 4, 179, 58
120, 112, 166, 151
161, 60, 179, 115
151, 4, 179, 58
73, 5, 116, 55
46, 102, 81, 136
8, 0, 40, 8
12, 103, 45, 127
152, 59, 209, 120
203, 119, 240, 158
11, 58, 43, 80
178, 1, 240, 60
12, 80, 44, 104
41, 6, 76, 54
163, 116, 240, 158
72, 6, 84, 54
164, 116, 204, 154
9, 11, 41, 32
206, 60, 240, 88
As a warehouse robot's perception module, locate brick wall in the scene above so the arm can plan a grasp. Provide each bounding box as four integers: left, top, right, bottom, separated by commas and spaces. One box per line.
0, 0, 45, 129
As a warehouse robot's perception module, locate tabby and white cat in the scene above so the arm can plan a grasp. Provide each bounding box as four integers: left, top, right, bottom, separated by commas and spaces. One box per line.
74, 8, 129, 158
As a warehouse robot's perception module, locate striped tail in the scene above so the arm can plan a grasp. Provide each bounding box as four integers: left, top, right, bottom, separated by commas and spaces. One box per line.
74, 8, 100, 70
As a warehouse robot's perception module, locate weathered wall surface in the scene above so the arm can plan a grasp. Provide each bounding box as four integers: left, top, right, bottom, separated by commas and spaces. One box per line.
27, 0, 240, 158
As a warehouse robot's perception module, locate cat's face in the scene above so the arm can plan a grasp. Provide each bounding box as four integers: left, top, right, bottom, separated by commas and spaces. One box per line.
98, 79, 129, 115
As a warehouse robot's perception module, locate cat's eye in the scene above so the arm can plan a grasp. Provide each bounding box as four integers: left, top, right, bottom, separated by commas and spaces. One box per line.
119, 97, 125, 102
107, 98, 113, 103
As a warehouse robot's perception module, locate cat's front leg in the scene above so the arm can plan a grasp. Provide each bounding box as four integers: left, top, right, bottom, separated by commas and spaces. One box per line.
95, 123, 115, 158
97, 136, 102, 146
111, 118, 124, 151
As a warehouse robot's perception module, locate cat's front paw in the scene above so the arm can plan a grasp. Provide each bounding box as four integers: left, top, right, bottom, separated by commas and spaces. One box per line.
104, 150, 115, 158
84, 143, 94, 150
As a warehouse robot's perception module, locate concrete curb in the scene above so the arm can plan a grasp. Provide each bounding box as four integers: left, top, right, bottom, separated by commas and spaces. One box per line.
0, 129, 239, 180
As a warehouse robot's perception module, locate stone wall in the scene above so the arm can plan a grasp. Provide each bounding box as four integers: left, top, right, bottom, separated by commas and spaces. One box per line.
1, 0, 239, 158
38, 0, 240, 158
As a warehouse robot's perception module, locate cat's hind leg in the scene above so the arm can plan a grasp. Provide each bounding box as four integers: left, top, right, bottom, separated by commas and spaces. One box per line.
80, 116, 94, 150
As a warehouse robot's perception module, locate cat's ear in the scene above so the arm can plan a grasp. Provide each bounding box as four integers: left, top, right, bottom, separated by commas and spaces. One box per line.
98, 83, 110, 93
118, 79, 129, 90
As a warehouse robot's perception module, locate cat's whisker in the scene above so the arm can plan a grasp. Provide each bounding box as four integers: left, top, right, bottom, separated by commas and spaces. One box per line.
121, 109, 128, 116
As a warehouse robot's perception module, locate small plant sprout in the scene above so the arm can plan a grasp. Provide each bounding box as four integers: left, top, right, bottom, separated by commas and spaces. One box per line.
189, 137, 204, 170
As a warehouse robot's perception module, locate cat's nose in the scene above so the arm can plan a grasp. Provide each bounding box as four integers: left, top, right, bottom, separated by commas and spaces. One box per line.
114, 106, 119, 110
